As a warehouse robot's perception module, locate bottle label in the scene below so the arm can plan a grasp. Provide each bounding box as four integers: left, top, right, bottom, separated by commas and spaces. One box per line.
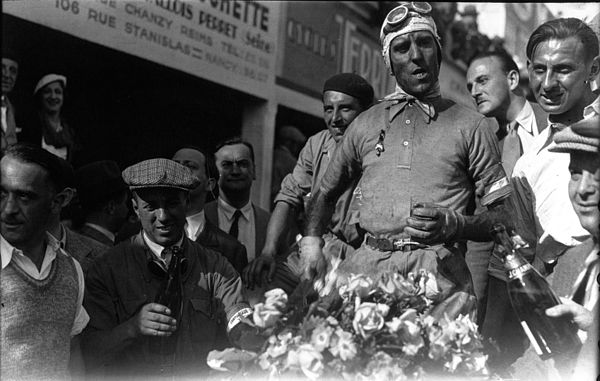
508, 263, 533, 279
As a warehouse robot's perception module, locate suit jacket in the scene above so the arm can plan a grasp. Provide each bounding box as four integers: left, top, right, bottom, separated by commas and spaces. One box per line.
77, 224, 114, 247
196, 219, 248, 275
204, 200, 273, 258
64, 227, 109, 274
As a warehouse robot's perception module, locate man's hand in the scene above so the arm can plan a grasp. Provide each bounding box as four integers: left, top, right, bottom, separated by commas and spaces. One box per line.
131, 303, 177, 337
404, 203, 464, 244
242, 254, 276, 289
299, 236, 327, 290
546, 297, 593, 331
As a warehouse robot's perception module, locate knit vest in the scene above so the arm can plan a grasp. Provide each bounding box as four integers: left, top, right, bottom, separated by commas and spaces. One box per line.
1, 252, 79, 381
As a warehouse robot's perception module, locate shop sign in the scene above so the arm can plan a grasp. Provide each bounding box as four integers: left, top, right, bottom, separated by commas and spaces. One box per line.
280, 2, 395, 100
4, 0, 279, 99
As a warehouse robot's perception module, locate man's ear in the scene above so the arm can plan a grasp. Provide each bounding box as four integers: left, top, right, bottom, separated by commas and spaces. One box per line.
131, 196, 140, 219
587, 55, 600, 82
507, 69, 520, 91
51, 187, 75, 214
206, 177, 216, 193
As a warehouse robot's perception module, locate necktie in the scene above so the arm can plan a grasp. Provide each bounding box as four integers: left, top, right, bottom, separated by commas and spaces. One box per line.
161, 246, 174, 266
501, 121, 522, 177
229, 209, 243, 239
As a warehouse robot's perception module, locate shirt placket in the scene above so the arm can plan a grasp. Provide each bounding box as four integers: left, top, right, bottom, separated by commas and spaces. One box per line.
396, 104, 417, 170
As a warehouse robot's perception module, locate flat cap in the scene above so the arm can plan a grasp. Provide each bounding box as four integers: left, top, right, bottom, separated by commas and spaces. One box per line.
549, 116, 600, 154
76, 160, 128, 209
122, 158, 199, 191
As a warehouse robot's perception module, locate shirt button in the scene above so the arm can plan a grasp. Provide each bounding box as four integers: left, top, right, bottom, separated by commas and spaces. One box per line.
405, 120, 411, 124
403, 141, 409, 146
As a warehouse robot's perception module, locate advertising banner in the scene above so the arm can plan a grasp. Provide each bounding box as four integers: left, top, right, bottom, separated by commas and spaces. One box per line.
4, 0, 279, 99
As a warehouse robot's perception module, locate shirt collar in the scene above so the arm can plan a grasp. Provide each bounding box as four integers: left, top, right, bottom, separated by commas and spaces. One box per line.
84, 222, 115, 243
218, 197, 252, 221
142, 231, 184, 261
185, 210, 206, 240
514, 101, 535, 134
1, 232, 62, 270
583, 96, 600, 119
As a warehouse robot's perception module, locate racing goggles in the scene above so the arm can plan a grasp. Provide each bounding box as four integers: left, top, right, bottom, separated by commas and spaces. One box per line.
382, 2, 432, 34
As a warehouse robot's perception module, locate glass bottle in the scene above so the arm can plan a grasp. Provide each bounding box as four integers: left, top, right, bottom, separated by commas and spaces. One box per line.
491, 223, 582, 360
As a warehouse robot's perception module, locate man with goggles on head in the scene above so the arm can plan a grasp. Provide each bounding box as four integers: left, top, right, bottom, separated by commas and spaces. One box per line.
300, 2, 510, 319
82, 158, 254, 379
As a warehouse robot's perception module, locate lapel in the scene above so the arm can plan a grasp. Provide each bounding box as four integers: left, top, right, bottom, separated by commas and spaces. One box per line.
204, 201, 219, 226
80, 225, 113, 246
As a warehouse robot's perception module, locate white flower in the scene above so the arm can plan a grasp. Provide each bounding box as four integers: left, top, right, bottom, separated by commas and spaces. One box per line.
287, 344, 324, 380
310, 324, 334, 352
253, 303, 282, 328
352, 302, 390, 338
329, 328, 358, 361
264, 288, 288, 310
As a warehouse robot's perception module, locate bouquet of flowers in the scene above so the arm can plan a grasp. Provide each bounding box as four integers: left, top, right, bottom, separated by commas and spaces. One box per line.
207, 270, 489, 381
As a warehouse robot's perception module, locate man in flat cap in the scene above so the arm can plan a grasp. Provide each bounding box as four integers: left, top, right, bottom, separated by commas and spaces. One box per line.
300, 2, 511, 318
244, 73, 374, 292
75, 160, 130, 247
82, 158, 253, 378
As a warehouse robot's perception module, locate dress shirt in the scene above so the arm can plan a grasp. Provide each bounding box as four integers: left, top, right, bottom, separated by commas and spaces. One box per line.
83, 222, 115, 244
217, 197, 256, 261
512, 123, 590, 245
0, 233, 89, 335
1, 97, 7, 134
583, 95, 599, 118
142, 231, 184, 265
512, 100, 541, 154
185, 210, 206, 241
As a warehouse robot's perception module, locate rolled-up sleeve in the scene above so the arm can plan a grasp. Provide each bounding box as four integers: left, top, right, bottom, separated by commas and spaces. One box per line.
274, 138, 317, 209
210, 254, 251, 327
468, 117, 511, 206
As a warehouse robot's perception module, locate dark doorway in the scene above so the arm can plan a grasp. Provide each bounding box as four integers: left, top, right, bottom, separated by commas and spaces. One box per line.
3, 14, 249, 169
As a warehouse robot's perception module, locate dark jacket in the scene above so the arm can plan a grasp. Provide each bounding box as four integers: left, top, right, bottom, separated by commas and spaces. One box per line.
64, 226, 109, 274
82, 233, 248, 378
196, 219, 248, 275
77, 224, 114, 247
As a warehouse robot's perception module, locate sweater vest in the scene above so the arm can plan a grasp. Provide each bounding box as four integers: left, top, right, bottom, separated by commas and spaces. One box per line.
1, 252, 79, 381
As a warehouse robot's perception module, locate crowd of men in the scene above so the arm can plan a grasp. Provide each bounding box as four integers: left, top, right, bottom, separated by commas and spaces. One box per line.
1, 2, 598, 380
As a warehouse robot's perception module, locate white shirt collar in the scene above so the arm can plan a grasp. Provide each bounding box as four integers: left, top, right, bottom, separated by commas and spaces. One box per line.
1, 232, 62, 270
142, 231, 184, 261
217, 197, 252, 221
514, 100, 535, 134
583, 96, 600, 119
185, 210, 206, 240
84, 222, 115, 243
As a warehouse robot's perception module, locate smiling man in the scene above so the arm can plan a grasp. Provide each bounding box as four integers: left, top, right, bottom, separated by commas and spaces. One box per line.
82, 158, 253, 378
243, 73, 374, 292
482, 17, 599, 371
299, 2, 510, 319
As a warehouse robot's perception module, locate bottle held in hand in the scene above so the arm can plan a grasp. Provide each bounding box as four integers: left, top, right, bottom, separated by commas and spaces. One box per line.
491, 223, 582, 360
149, 247, 185, 355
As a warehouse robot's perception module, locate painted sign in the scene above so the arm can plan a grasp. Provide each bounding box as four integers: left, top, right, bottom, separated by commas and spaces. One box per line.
280, 2, 395, 101
4, 0, 279, 99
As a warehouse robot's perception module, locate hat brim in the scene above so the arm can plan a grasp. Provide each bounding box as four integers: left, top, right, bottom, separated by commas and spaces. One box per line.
549, 142, 599, 154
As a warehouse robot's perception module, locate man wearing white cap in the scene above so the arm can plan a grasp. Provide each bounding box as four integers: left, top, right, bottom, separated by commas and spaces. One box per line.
300, 2, 510, 318
82, 158, 253, 378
